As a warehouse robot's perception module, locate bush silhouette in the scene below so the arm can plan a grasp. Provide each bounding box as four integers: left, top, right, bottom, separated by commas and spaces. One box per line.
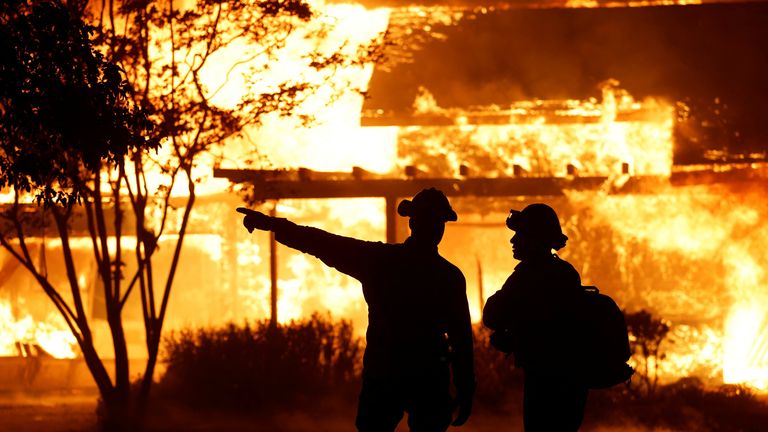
472, 325, 524, 408
155, 314, 768, 432
157, 313, 362, 410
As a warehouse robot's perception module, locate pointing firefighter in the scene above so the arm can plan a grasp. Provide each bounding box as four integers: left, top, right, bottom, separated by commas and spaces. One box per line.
482, 203, 588, 431
237, 188, 475, 432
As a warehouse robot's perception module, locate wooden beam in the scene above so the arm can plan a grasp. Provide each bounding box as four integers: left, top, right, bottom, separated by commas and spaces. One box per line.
216, 165, 768, 201
385, 196, 397, 244
269, 206, 278, 329
213, 168, 680, 200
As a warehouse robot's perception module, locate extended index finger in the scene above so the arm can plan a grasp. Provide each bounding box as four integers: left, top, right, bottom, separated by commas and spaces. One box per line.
236, 207, 257, 215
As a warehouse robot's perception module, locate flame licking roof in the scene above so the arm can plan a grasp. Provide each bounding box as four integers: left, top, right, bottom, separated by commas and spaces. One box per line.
363, 2, 768, 164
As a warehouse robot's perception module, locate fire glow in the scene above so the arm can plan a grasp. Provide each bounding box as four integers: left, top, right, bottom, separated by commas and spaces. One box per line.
2, 0, 767, 394
0, 301, 77, 359
396, 82, 673, 177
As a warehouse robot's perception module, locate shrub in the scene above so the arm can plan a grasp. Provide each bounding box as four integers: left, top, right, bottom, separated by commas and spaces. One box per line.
155, 316, 768, 432
472, 325, 524, 408
156, 313, 362, 411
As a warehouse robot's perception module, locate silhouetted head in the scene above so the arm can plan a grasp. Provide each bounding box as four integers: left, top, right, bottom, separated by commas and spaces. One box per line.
398, 188, 457, 246
506, 203, 568, 261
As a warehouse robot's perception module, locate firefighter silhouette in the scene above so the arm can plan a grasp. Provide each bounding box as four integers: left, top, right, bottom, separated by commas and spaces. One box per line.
483, 203, 588, 431
237, 188, 475, 432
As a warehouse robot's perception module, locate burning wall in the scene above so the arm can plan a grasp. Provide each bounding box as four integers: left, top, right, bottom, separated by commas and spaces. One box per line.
365, 1, 768, 164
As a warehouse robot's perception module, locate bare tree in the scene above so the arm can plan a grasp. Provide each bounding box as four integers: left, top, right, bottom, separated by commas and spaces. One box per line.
1, 0, 383, 429
1, 0, 156, 427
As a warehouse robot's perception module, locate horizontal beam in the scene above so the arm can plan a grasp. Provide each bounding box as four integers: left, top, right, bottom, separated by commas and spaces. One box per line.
360, 110, 664, 127
214, 168, 673, 199
669, 164, 768, 186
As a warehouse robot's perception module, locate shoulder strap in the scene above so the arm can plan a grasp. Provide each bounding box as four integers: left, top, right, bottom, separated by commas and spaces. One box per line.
583, 285, 600, 294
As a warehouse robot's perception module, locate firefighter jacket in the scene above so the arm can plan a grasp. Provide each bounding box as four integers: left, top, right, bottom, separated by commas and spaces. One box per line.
272, 219, 475, 394
482, 254, 582, 371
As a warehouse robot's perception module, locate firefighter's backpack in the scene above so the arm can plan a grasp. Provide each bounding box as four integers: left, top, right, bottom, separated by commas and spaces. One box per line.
577, 286, 634, 389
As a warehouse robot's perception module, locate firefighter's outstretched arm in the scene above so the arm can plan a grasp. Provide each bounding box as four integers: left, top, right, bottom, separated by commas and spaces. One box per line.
236, 207, 376, 281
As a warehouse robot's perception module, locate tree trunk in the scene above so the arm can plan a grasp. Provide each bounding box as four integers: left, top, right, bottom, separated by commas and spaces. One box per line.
78, 338, 142, 431
137, 334, 161, 419
98, 388, 141, 432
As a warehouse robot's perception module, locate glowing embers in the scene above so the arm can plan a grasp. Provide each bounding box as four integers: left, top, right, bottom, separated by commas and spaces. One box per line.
394, 84, 674, 178
0, 301, 77, 359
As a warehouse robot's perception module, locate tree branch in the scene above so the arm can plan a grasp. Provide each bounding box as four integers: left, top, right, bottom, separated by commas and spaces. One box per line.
113, 163, 124, 302
92, 169, 113, 304
0, 229, 80, 340
83, 197, 104, 274
157, 169, 195, 329
50, 205, 93, 340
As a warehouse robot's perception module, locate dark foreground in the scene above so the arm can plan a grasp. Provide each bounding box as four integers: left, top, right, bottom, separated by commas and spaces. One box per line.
0, 389, 717, 432
4, 318, 768, 431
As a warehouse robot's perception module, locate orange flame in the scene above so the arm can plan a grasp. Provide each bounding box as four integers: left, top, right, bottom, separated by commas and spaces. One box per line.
578, 186, 768, 389
2, 1, 766, 395
0, 300, 78, 359
399, 82, 673, 177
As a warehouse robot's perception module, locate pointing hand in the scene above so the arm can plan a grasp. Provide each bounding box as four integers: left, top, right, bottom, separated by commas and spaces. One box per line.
236, 207, 273, 233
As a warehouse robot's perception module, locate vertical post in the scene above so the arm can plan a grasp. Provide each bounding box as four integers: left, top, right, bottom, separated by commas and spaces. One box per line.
225, 210, 240, 321
269, 204, 278, 329
385, 196, 397, 244
476, 256, 485, 311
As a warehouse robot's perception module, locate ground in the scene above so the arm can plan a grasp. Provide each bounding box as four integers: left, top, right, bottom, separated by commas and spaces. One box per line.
0, 391, 669, 432
0, 390, 98, 432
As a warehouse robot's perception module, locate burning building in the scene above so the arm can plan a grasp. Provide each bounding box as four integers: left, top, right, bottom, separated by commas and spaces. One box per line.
221, 0, 768, 390
3, 0, 768, 393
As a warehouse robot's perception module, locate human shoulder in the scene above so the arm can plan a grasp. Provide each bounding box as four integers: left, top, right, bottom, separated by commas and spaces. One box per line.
552, 254, 577, 270
438, 255, 466, 285
551, 254, 582, 285
511, 255, 580, 283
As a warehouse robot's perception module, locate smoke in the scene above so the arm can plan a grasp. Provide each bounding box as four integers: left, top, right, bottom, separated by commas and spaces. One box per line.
365, 2, 768, 161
